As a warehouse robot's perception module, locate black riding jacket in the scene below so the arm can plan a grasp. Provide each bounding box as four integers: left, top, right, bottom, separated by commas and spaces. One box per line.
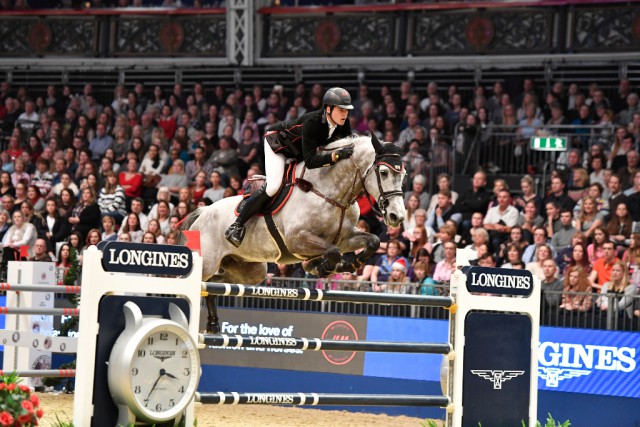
265, 109, 352, 169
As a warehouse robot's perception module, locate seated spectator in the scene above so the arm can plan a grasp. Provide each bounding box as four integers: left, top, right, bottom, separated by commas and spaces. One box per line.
522, 227, 557, 264
68, 188, 101, 240
501, 243, 524, 269
119, 212, 143, 243
412, 261, 438, 295
174, 201, 190, 221
371, 239, 407, 286
202, 171, 225, 205
98, 214, 117, 243
431, 223, 457, 263
98, 171, 127, 224
403, 194, 421, 232
386, 258, 410, 294
50, 172, 80, 198
28, 238, 52, 262
517, 200, 544, 241
68, 231, 84, 255
526, 243, 553, 281
146, 219, 166, 245
408, 225, 430, 261
454, 171, 491, 233
551, 209, 577, 252
426, 173, 458, 218
575, 196, 605, 240
26, 185, 45, 213
541, 259, 563, 311
544, 176, 576, 213
142, 232, 157, 244
426, 190, 461, 235
513, 175, 542, 215
587, 227, 609, 263
433, 241, 456, 283
118, 232, 131, 242
484, 189, 518, 250
119, 158, 143, 201
598, 261, 638, 319
165, 231, 179, 245
56, 243, 72, 275
0, 209, 9, 242
563, 242, 591, 276
84, 228, 102, 249
42, 197, 69, 253
606, 173, 628, 221
13, 181, 27, 207
11, 158, 30, 187
21, 201, 46, 241
458, 211, 484, 248
560, 266, 593, 312
568, 168, 589, 201
0, 172, 15, 198
2, 210, 37, 263
607, 202, 634, 251
59, 188, 76, 218
404, 174, 430, 210
158, 159, 189, 204
151, 200, 171, 235
589, 241, 620, 290
31, 158, 54, 197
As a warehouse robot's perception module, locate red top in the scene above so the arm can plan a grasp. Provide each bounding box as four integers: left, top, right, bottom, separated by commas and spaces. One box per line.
119, 172, 143, 198
192, 186, 206, 204
158, 116, 177, 141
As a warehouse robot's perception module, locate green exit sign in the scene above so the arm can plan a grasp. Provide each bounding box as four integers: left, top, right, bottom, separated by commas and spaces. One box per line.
530, 136, 568, 151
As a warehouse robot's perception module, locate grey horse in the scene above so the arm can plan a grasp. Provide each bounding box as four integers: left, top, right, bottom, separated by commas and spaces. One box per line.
180, 133, 406, 332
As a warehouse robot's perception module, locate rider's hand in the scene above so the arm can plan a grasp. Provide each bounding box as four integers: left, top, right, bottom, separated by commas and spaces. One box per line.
335, 147, 354, 161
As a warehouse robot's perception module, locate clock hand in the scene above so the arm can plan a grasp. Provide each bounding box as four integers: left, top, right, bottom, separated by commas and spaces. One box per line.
164, 371, 178, 380
145, 369, 166, 402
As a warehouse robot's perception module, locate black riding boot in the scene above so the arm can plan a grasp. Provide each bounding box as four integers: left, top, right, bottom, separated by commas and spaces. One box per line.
225, 186, 271, 247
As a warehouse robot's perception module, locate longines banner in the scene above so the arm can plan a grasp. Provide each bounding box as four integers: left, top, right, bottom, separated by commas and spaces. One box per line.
200, 308, 640, 399
200, 308, 368, 375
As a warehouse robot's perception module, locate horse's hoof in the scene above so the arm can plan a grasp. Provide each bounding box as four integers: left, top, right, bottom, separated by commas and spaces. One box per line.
206, 322, 220, 334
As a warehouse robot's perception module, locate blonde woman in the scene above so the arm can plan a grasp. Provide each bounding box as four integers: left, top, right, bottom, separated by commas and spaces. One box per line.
574, 196, 604, 239
598, 261, 638, 319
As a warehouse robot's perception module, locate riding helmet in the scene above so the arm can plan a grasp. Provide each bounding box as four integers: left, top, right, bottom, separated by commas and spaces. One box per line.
322, 87, 354, 110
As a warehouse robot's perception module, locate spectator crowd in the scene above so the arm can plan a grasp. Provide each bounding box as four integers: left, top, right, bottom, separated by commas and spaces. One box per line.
0, 74, 639, 329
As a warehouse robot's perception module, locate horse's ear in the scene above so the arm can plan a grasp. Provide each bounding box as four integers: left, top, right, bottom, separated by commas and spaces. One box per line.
370, 128, 383, 153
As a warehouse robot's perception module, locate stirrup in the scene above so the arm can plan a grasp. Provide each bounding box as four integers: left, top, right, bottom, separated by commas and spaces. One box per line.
225, 223, 246, 247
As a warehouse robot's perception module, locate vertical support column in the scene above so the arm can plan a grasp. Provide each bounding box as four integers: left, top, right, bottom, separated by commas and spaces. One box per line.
227, 0, 254, 66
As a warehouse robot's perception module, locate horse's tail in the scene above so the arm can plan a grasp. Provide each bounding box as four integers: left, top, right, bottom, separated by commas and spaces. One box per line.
176, 208, 202, 246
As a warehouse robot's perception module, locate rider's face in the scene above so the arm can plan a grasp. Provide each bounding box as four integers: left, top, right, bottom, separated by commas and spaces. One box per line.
327, 106, 349, 126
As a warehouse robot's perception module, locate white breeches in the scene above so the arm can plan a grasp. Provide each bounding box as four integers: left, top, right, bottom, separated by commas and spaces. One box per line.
263, 139, 286, 197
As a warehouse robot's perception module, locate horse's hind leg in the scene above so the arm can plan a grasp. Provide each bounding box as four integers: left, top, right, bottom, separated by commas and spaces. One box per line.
220, 256, 268, 285
204, 295, 220, 334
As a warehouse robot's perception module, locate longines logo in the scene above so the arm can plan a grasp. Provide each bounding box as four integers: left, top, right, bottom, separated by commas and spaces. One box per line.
537, 367, 590, 387
537, 341, 636, 387
471, 370, 525, 389
100, 242, 193, 276
150, 350, 176, 362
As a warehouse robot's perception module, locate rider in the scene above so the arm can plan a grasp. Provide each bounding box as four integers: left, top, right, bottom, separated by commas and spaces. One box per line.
225, 87, 355, 247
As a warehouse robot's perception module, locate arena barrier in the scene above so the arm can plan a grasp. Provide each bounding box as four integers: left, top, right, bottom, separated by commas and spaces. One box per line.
69, 241, 540, 427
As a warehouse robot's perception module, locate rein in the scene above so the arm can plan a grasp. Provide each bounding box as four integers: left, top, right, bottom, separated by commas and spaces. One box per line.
296, 143, 404, 244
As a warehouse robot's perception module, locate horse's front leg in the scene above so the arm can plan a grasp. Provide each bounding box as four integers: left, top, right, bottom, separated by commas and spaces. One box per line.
294, 230, 341, 278
335, 230, 381, 273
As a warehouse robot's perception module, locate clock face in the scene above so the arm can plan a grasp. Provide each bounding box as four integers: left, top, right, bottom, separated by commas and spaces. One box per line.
129, 326, 198, 417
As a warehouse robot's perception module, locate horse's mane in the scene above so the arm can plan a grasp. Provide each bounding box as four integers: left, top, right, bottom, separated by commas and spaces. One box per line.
324, 135, 373, 150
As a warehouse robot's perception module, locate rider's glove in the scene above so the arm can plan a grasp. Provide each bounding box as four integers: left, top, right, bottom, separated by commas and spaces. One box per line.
334, 147, 354, 162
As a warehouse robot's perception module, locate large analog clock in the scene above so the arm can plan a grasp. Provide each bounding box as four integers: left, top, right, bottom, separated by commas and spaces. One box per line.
108, 301, 200, 426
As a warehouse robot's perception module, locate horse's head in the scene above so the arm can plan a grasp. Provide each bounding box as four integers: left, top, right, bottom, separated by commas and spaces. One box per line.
363, 132, 406, 227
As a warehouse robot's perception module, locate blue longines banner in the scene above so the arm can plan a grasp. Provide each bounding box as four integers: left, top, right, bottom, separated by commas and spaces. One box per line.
205, 308, 640, 399
538, 327, 640, 398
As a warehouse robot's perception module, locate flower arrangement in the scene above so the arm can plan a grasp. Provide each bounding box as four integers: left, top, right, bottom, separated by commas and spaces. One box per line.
0, 373, 44, 426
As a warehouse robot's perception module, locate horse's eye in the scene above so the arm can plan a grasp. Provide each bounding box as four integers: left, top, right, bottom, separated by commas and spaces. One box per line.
380, 170, 389, 177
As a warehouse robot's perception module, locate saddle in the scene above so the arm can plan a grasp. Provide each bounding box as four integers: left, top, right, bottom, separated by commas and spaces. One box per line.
234, 162, 298, 217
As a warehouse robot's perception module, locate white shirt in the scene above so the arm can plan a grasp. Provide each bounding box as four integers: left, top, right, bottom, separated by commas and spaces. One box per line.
484, 205, 519, 227
327, 120, 337, 139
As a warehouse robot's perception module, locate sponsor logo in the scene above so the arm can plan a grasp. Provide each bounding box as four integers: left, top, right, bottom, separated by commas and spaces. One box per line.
465, 266, 533, 296
321, 320, 358, 366
537, 341, 636, 387
150, 349, 176, 362
101, 242, 192, 276
471, 370, 525, 389
537, 367, 590, 387
249, 287, 299, 298
245, 394, 295, 404
248, 336, 297, 347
